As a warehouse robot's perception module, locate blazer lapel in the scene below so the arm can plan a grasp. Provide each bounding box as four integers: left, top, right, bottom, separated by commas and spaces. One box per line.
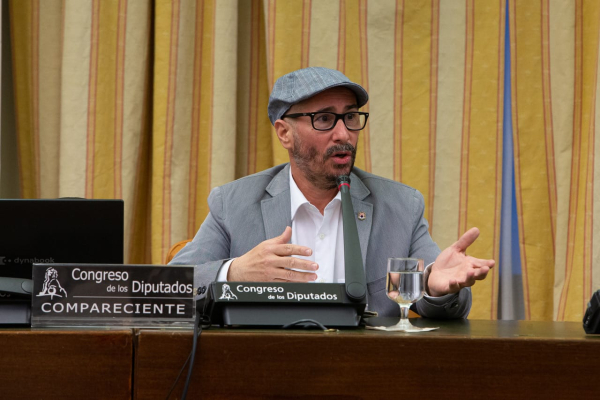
261, 164, 292, 240
349, 172, 373, 268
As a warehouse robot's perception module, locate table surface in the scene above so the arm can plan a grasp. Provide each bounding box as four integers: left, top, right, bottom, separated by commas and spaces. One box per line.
133, 318, 600, 400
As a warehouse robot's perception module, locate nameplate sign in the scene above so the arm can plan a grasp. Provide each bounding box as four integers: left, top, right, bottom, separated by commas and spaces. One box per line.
213, 282, 344, 304
31, 263, 195, 328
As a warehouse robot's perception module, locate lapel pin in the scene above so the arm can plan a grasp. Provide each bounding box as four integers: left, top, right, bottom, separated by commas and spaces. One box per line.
357, 212, 366, 221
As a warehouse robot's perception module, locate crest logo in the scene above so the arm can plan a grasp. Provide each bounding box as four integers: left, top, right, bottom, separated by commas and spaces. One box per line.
219, 284, 238, 301
37, 267, 68, 300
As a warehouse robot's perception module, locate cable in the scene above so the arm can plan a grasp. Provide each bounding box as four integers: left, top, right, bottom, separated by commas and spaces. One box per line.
164, 353, 191, 400
165, 311, 208, 400
181, 310, 201, 399
282, 318, 331, 331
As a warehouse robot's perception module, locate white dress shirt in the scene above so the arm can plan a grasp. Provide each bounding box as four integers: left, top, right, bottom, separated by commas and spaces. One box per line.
288, 170, 346, 283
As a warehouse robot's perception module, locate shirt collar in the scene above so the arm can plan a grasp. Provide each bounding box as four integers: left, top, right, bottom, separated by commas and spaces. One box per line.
289, 169, 341, 220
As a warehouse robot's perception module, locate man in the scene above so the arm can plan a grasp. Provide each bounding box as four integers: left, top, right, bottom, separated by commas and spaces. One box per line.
171, 67, 494, 318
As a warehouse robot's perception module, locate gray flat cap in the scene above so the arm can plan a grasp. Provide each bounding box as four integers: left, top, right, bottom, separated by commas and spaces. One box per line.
267, 67, 369, 125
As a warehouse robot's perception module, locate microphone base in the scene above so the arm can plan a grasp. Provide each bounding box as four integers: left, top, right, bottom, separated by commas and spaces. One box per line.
216, 303, 363, 328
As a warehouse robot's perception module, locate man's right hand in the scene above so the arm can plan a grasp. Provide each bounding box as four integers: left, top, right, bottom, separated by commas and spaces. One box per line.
227, 226, 319, 282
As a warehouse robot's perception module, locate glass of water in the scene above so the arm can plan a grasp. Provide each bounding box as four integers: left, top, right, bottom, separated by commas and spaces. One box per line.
385, 258, 437, 332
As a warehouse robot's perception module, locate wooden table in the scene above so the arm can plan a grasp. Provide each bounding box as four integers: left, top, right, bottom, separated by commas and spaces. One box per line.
133, 319, 600, 399
0, 328, 133, 400
2, 320, 598, 399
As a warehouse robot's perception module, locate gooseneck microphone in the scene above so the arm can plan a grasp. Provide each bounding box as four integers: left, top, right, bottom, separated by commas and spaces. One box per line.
337, 175, 367, 302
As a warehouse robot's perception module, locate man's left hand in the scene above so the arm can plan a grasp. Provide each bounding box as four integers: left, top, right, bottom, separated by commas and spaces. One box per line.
427, 227, 495, 297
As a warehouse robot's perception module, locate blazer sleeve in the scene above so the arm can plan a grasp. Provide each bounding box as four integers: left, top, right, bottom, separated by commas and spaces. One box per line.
169, 186, 232, 299
408, 190, 472, 319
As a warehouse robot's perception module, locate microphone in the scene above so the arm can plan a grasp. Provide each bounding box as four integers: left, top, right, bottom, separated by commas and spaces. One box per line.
337, 175, 367, 302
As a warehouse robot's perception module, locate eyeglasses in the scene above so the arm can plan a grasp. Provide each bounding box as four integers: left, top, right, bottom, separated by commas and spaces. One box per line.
282, 111, 369, 131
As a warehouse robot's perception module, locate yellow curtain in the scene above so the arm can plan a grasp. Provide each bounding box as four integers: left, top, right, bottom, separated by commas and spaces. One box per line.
9, 0, 153, 263
510, 0, 600, 321
7, 0, 600, 321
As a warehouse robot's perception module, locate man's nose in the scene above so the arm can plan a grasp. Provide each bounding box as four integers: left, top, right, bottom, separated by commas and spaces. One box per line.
331, 119, 350, 142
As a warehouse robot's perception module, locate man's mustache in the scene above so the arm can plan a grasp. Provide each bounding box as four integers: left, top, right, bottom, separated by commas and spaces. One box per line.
324, 143, 356, 160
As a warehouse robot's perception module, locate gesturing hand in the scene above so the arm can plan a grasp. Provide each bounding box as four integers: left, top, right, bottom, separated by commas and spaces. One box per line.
427, 227, 495, 297
227, 226, 319, 282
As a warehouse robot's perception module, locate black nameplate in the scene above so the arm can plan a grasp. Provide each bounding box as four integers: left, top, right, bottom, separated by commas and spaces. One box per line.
206, 282, 366, 328
213, 282, 344, 303
31, 263, 195, 328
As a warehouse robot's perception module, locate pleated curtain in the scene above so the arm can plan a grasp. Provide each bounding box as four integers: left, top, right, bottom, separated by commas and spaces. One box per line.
5, 0, 600, 322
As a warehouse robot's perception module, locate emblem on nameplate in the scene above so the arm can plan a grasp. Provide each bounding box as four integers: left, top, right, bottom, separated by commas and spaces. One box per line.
37, 267, 68, 299
219, 284, 238, 300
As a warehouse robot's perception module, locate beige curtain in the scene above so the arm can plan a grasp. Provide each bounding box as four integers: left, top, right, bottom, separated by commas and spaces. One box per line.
509, 0, 600, 321
6, 0, 600, 322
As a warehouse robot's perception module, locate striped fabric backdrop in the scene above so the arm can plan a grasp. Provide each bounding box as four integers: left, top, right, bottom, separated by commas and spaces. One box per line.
509, 0, 600, 321
9, 0, 153, 263
6, 0, 600, 321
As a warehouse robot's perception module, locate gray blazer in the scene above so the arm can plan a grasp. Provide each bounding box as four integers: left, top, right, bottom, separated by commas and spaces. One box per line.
170, 163, 471, 318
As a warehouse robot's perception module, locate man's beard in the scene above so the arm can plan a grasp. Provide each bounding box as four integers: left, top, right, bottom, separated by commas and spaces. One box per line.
291, 133, 357, 190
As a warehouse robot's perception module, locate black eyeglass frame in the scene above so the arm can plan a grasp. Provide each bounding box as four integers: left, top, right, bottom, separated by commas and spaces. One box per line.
282, 111, 369, 131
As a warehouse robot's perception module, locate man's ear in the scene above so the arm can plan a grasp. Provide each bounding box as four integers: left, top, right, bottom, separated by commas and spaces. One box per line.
275, 119, 294, 150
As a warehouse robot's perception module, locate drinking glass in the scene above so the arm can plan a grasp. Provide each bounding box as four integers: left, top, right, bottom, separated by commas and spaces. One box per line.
384, 258, 438, 332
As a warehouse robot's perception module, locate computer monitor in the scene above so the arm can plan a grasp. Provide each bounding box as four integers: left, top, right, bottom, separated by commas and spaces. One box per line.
0, 199, 124, 281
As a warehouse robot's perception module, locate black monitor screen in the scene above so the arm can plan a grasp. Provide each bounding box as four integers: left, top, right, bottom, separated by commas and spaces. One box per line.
0, 199, 124, 280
